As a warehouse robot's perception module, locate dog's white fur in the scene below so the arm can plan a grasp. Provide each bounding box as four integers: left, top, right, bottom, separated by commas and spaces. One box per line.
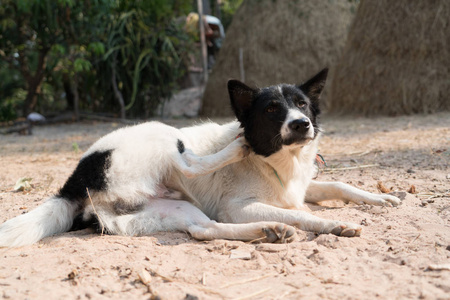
0, 119, 400, 247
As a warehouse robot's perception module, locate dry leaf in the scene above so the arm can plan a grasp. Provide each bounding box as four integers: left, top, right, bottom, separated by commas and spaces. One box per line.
68, 269, 78, 280
408, 185, 417, 194
377, 181, 391, 193
14, 177, 33, 192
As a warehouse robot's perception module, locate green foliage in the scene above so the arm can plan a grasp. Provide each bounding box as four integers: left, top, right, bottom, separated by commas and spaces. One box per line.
219, 0, 244, 29
72, 142, 80, 153
0, 60, 23, 121
99, 0, 192, 117
0, 0, 241, 119
0, 100, 18, 122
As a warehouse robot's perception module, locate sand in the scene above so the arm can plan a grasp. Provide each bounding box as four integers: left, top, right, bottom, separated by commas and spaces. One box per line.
0, 113, 449, 299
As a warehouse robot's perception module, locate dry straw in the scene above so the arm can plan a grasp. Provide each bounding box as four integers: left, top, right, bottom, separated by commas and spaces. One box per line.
329, 0, 450, 115
201, 0, 356, 116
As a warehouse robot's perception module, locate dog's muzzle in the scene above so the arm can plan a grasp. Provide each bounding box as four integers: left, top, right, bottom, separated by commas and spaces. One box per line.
288, 118, 310, 135
282, 117, 314, 146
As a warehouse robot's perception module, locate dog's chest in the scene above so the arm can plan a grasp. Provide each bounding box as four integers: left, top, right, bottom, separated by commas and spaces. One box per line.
263, 169, 311, 209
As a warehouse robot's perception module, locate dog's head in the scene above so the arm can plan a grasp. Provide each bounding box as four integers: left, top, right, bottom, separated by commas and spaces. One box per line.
228, 68, 327, 157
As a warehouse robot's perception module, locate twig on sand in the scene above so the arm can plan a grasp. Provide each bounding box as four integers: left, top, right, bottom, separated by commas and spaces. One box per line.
147, 268, 174, 282
234, 287, 271, 300
417, 192, 450, 200
86, 188, 105, 235
427, 264, 450, 271
220, 274, 272, 289
276, 290, 294, 300
247, 236, 268, 244
202, 272, 206, 285
323, 164, 380, 173
410, 234, 421, 243
194, 285, 225, 297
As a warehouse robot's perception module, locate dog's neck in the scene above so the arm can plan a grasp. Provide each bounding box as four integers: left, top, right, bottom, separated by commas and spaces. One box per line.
262, 137, 319, 181
246, 136, 319, 208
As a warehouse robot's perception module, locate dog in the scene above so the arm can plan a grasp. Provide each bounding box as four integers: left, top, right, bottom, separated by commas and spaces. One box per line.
0, 68, 401, 247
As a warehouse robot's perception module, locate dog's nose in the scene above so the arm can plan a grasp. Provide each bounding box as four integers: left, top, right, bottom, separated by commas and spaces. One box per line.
289, 118, 310, 133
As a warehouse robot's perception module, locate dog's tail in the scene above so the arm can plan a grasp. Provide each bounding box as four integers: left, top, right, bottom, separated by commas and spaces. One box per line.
0, 196, 78, 247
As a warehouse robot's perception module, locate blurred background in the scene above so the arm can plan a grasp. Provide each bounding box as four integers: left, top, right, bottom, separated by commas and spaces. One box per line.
0, 0, 449, 125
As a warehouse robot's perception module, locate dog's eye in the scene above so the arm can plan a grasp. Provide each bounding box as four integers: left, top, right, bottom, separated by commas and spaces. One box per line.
265, 106, 278, 113
296, 101, 307, 109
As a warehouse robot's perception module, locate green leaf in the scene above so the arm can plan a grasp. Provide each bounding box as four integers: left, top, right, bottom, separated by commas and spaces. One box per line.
74, 58, 91, 72
88, 42, 105, 55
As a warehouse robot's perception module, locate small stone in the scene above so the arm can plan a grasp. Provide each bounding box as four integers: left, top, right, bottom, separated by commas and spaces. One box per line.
184, 294, 199, 300
229, 249, 252, 260
138, 268, 152, 285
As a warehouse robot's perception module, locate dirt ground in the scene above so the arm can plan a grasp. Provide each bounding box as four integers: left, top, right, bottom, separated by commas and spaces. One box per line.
0, 113, 449, 300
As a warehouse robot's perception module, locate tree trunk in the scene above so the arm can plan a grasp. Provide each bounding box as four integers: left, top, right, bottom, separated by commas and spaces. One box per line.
23, 79, 42, 117
63, 73, 75, 110
111, 58, 126, 119
20, 48, 49, 117
71, 75, 80, 121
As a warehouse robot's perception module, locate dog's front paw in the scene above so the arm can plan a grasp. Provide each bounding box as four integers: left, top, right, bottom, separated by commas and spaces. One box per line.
379, 194, 401, 207
181, 149, 198, 167
355, 194, 401, 207
260, 223, 296, 243
329, 222, 362, 237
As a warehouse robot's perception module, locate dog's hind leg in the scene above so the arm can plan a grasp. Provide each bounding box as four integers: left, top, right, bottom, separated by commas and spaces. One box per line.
112, 199, 295, 243
174, 137, 250, 178
305, 181, 401, 207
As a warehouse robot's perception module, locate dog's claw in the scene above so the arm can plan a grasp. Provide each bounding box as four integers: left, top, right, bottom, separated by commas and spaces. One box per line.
260, 224, 296, 243
354, 194, 401, 207
330, 223, 361, 237
384, 194, 401, 207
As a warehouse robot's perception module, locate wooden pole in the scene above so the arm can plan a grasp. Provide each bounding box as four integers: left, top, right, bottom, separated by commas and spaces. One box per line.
239, 47, 245, 82
197, 0, 208, 83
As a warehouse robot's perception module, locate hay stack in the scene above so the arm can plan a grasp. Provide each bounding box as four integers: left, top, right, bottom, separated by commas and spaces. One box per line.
329, 0, 450, 115
201, 0, 355, 116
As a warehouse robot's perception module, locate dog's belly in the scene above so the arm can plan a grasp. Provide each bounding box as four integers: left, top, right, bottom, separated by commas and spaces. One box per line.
164, 171, 234, 221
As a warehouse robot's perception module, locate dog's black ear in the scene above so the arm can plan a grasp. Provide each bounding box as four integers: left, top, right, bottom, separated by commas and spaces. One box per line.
228, 80, 255, 123
298, 68, 328, 101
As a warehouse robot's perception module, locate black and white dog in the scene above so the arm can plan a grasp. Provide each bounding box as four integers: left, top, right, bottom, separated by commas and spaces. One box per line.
0, 69, 400, 247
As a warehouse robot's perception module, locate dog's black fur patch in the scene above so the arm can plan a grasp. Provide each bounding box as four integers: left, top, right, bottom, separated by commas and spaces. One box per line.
70, 213, 108, 234
59, 150, 112, 201
228, 68, 328, 157
113, 199, 145, 215
177, 139, 185, 154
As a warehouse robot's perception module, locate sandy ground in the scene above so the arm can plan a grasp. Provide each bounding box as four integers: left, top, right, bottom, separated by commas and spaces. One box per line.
0, 113, 449, 300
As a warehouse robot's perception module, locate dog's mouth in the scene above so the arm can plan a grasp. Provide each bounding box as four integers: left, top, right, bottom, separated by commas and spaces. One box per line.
282, 126, 316, 146
283, 135, 314, 147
